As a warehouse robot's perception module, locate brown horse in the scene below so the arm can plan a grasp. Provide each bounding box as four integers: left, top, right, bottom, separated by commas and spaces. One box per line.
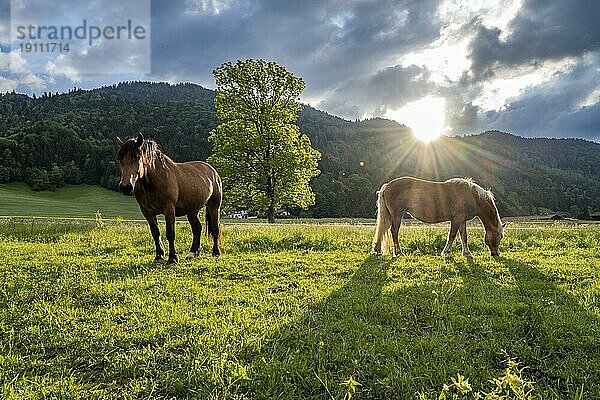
116, 133, 222, 263
372, 176, 505, 257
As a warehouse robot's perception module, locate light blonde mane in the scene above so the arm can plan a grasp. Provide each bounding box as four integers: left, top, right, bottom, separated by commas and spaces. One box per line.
445, 177, 494, 201
446, 177, 501, 228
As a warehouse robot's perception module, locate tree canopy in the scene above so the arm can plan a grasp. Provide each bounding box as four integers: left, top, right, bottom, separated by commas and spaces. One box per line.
208, 60, 321, 222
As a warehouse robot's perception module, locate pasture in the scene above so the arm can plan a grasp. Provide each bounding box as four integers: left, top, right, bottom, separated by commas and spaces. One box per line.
0, 183, 141, 219
0, 219, 599, 399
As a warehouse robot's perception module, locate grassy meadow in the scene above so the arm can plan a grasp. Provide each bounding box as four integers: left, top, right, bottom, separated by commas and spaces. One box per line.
0, 217, 599, 399
0, 183, 141, 219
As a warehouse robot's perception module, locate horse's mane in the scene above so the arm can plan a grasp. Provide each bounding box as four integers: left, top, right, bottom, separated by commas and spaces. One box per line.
117, 138, 166, 170
445, 177, 501, 225
445, 177, 494, 201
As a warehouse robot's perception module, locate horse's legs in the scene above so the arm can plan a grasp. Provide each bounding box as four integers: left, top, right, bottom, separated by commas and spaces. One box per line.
390, 211, 404, 257
165, 210, 178, 264
186, 212, 202, 259
142, 210, 164, 261
458, 222, 471, 257
441, 220, 460, 256
207, 201, 221, 257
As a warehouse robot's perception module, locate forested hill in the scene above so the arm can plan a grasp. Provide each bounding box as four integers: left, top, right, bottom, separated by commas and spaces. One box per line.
1, 81, 599, 218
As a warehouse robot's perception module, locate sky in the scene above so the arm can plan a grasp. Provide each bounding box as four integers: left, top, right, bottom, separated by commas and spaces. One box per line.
1, 0, 599, 142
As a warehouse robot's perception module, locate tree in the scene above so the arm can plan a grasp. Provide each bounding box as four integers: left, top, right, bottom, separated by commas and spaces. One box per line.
62, 161, 83, 184
28, 168, 50, 191
49, 164, 64, 190
208, 59, 321, 223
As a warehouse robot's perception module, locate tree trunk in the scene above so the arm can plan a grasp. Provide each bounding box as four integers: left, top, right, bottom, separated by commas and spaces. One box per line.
266, 172, 276, 223
267, 203, 275, 223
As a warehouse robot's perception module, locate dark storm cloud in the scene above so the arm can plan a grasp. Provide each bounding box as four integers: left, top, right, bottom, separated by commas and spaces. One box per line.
442, 0, 600, 140
149, 0, 442, 94
318, 64, 433, 118
468, 0, 600, 79
458, 54, 600, 141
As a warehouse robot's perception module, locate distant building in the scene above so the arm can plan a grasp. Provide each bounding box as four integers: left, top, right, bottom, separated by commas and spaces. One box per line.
516, 214, 563, 221
227, 208, 288, 219
275, 208, 290, 217
228, 210, 249, 219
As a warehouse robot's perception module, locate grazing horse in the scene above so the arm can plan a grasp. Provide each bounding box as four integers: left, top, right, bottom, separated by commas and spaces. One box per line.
372, 176, 505, 257
116, 133, 222, 263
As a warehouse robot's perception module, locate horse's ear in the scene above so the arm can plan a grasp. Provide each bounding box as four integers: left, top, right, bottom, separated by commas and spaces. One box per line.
116, 136, 124, 146
135, 133, 144, 147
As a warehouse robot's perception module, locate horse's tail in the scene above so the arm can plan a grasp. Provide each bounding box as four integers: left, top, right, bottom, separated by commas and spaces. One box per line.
372, 183, 393, 255
205, 177, 222, 245
206, 206, 217, 238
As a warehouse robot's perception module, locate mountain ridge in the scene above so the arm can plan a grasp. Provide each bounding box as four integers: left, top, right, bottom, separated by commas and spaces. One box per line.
1, 81, 599, 217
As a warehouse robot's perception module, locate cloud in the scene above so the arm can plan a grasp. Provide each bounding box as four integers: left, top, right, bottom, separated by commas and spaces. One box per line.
46, 55, 81, 82
19, 72, 45, 90
149, 0, 442, 94
454, 53, 600, 141
0, 50, 28, 73
0, 76, 18, 92
467, 0, 600, 79
0, 50, 47, 92
317, 64, 433, 119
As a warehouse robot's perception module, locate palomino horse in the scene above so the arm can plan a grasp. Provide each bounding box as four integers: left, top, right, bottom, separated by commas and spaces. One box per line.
372, 177, 505, 257
116, 133, 222, 263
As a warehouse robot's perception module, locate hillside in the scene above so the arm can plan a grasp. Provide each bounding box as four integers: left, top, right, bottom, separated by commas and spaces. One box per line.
1, 81, 599, 218
0, 183, 141, 218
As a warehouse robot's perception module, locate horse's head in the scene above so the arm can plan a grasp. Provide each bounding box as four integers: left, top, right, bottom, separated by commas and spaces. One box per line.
485, 222, 506, 257
116, 133, 145, 196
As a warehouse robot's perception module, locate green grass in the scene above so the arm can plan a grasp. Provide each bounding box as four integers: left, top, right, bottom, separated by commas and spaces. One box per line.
0, 220, 599, 399
0, 183, 141, 219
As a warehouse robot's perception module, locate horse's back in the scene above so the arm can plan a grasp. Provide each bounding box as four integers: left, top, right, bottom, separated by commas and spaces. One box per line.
177, 160, 220, 182
172, 160, 221, 215
383, 176, 477, 223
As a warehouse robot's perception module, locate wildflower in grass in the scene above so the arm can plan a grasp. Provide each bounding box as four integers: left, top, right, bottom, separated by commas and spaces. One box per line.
451, 373, 472, 395
95, 210, 104, 228
341, 376, 361, 400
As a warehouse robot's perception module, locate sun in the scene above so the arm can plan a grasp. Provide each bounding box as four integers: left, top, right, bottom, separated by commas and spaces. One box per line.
385, 96, 446, 142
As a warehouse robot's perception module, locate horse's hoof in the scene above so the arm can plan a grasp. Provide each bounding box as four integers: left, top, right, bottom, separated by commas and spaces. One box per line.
212, 249, 221, 257
154, 255, 165, 262
462, 252, 472, 258
186, 252, 199, 259
167, 257, 178, 265
441, 251, 451, 257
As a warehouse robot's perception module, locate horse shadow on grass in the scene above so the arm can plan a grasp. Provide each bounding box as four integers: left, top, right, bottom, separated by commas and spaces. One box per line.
237, 254, 470, 398
236, 253, 600, 399
497, 256, 600, 398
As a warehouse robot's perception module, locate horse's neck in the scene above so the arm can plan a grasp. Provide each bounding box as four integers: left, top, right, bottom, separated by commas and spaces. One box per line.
477, 198, 500, 230
142, 152, 169, 183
